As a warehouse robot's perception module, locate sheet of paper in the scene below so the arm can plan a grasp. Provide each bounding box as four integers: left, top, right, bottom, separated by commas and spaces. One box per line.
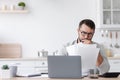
17, 72, 41, 77
77, 43, 97, 48
66, 44, 100, 75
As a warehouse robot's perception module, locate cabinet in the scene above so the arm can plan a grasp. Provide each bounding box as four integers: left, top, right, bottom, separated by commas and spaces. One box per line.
0, 58, 48, 77
34, 60, 48, 73
108, 58, 120, 72
100, 0, 120, 28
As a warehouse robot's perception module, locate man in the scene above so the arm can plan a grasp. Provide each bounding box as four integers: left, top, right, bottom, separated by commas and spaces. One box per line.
59, 19, 110, 74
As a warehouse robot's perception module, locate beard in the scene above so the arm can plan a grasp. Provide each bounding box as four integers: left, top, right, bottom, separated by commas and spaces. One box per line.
78, 37, 92, 42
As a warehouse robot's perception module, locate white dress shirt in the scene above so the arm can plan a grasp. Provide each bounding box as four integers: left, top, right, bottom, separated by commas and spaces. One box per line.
59, 40, 110, 75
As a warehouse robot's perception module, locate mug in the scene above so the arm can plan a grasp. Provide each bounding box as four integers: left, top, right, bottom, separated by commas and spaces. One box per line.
88, 68, 99, 79
10, 66, 17, 77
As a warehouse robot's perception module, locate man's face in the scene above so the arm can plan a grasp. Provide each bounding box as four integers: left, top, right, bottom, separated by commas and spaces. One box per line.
77, 24, 94, 42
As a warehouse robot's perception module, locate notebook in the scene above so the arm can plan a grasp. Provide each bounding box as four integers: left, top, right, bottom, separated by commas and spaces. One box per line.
47, 56, 82, 78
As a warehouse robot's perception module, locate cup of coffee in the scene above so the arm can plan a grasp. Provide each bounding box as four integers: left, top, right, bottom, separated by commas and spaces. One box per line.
88, 68, 99, 79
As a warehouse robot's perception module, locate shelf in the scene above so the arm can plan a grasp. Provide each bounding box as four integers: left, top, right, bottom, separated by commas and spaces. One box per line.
108, 57, 120, 60
0, 10, 28, 13
113, 9, 120, 11
103, 9, 120, 11
97, 27, 120, 31
103, 9, 111, 11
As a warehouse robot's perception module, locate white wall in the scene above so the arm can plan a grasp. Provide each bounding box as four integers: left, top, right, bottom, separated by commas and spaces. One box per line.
0, 0, 99, 57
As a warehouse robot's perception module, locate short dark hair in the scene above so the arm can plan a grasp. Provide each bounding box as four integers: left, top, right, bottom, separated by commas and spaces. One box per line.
79, 19, 95, 30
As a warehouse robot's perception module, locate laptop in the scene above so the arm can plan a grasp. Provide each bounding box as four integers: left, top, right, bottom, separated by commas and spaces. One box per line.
47, 56, 82, 78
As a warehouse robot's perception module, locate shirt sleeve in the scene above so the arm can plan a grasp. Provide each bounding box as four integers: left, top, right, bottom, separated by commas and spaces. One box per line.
97, 44, 110, 74
58, 43, 70, 56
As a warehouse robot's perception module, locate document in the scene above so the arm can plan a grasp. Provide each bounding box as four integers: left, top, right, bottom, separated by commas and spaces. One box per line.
66, 43, 100, 75
77, 43, 97, 48
17, 72, 41, 77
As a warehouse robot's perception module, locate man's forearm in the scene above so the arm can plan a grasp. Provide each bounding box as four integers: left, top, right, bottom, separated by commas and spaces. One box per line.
96, 53, 103, 66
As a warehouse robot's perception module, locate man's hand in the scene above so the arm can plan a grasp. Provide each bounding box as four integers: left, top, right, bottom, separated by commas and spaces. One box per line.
81, 39, 92, 44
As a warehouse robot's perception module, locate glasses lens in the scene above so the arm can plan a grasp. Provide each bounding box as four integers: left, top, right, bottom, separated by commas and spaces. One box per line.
80, 31, 93, 37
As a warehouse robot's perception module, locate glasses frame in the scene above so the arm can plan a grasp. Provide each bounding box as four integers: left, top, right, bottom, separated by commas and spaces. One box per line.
79, 30, 94, 37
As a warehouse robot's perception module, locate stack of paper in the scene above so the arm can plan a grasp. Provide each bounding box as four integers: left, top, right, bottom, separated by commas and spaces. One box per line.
17, 72, 41, 77
66, 43, 100, 75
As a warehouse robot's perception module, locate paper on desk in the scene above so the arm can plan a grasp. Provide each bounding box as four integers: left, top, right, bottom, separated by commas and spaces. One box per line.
30, 74, 48, 78
16, 72, 41, 77
66, 44, 100, 75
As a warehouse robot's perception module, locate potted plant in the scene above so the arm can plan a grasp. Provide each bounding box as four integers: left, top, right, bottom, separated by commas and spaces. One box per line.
18, 2, 26, 10
1, 64, 11, 78
2, 64, 9, 70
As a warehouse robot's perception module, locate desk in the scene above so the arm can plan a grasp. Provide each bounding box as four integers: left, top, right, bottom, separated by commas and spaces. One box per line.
0, 77, 120, 80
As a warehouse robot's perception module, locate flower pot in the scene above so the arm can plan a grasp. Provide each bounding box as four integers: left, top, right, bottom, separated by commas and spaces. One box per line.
18, 6, 25, 10
1, 70, 11, 78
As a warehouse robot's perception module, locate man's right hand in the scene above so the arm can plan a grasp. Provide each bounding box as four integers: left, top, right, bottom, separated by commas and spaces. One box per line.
81, 39, 92, 44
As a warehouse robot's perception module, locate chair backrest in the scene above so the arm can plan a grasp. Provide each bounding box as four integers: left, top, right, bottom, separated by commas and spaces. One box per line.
0, 43, 22, 58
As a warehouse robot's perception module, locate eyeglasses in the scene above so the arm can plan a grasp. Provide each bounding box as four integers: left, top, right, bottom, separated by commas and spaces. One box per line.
80, 30, 94, 37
